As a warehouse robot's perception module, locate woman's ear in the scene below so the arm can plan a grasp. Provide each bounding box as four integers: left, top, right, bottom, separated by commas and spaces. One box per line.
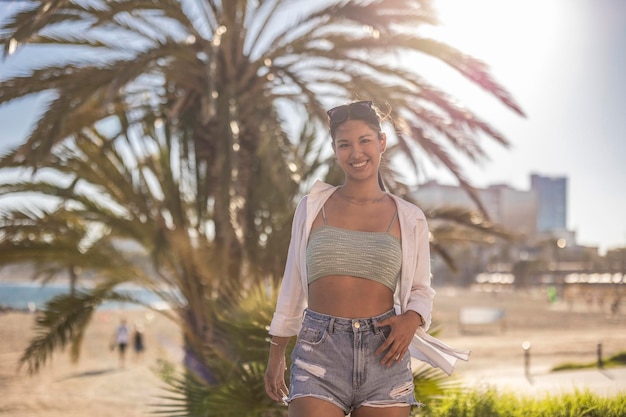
378, 132, 387, 153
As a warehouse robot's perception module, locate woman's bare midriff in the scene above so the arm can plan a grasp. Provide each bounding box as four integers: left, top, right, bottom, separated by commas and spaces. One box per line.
308, 275, 394, 318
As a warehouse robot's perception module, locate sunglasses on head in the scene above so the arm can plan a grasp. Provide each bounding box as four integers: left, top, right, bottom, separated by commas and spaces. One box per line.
327, 101, 375, 126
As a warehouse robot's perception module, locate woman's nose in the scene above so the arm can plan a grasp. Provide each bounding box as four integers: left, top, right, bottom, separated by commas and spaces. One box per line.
350, 144, 363, 157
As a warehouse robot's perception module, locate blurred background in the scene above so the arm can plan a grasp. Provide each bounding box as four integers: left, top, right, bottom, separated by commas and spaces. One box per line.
1, 1, 625, 416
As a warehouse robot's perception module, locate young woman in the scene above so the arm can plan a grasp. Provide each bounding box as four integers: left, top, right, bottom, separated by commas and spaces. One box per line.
264, 101, 469, 416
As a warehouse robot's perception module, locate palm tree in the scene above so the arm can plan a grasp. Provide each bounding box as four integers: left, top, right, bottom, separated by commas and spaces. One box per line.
0, 0, 523, 414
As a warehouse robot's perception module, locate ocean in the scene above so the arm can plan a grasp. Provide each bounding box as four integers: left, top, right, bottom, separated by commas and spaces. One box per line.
0, 281, 173, 311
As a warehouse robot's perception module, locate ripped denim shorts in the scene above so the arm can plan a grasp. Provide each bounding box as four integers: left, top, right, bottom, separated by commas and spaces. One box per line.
287, 308, 419, 415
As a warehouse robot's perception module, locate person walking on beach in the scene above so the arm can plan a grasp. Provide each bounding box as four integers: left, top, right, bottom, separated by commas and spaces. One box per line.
112, 318, 130, 368
264, 100, 470, 416
133, 323, 145, 363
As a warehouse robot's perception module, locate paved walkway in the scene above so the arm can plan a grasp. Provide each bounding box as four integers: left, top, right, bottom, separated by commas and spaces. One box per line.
460, 366, 626, 396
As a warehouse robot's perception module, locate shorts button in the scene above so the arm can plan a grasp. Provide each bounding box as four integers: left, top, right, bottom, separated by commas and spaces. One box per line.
354, 322, 360, 329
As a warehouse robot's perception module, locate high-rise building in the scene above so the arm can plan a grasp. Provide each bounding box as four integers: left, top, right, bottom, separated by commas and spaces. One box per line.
413, 180, 538, 240
530, 173, 567, 233
413, 174, 572, 244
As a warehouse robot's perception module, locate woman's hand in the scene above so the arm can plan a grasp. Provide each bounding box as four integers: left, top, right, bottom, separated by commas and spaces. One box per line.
375, 311, 423, 367
264, 338, 290, 403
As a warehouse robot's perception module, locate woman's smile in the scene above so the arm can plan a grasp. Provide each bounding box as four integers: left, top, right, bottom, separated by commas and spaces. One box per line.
350, 160, 368, 168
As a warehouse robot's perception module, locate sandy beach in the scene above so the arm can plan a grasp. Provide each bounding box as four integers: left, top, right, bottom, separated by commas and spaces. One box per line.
433, 286, 626, 396
0, 308, 183, 417
1, 286, 625, 416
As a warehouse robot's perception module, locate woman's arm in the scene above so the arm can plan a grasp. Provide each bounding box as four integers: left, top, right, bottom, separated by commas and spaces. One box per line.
264, 336, 291, 402
268, 196, 308, 337
405, 216, 436, 331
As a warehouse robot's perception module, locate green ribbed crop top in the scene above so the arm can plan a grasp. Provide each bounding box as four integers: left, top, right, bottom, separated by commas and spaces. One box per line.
306, 206, 402, 291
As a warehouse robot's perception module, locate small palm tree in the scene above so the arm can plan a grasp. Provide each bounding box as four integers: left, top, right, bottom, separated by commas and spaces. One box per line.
1, 0, 523, 414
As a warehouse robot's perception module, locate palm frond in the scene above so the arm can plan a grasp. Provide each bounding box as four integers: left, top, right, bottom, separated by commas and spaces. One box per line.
1, 0, 524, 413
19, 285, 142, 374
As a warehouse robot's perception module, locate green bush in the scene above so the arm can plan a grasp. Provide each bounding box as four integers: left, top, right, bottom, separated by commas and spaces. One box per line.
415, 388, 626, 417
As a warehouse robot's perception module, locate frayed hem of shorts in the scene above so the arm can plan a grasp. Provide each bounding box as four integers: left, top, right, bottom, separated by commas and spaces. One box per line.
357, 400, 424, 410
288, 393, 350, 415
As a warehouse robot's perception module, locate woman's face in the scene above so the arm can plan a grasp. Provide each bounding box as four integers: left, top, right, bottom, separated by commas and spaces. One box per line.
332, 119, 386, 182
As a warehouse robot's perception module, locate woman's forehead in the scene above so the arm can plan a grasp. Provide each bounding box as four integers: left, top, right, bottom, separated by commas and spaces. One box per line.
334, 120, 378, 138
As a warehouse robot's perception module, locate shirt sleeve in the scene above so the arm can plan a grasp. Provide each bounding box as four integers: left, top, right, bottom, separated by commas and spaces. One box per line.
405, 216, 436, 331
268, 197, 308, 337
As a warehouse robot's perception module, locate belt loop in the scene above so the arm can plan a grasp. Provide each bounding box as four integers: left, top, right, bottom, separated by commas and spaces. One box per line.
373, 319, 380, 334
328, 317, 335, 334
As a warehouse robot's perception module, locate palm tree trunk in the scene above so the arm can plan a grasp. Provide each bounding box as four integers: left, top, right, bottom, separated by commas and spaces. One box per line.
69, 265, 77, 295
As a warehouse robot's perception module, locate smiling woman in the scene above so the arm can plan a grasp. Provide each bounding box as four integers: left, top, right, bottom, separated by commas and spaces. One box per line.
265, 100, 470, 416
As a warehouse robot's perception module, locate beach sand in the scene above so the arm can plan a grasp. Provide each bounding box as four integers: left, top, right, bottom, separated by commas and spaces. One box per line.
1, 286, 625, 416
0, 308, 182, 417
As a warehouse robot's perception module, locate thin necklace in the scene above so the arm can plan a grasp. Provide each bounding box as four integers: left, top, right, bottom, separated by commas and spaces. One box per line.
338, 190, 388, 206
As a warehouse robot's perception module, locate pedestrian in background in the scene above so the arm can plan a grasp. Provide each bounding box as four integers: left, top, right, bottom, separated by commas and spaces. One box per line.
111, 318, 129, 368
133, 323, 145, 362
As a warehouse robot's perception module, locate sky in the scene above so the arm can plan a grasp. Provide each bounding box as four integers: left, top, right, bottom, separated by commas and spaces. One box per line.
419, 0, 626, 253
1, 0, 625, 253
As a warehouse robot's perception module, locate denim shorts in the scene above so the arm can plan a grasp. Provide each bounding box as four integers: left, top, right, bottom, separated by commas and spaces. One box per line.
287, 308, 419, 414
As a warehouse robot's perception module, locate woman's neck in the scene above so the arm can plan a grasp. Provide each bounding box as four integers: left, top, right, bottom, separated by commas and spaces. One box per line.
337, 182, 387, 205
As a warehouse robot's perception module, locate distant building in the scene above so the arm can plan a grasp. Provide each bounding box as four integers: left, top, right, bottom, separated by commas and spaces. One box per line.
414, 174, 575, 245
412, 175, 613, 287
413, 180, 538, 241
530, 173, 567, 233
486, 184, 538, 241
